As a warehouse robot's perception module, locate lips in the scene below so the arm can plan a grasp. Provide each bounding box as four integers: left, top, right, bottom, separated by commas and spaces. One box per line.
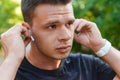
56, 45, 71, 53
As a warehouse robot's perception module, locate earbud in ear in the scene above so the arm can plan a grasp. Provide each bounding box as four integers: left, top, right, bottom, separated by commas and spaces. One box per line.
31, 36, 35, 41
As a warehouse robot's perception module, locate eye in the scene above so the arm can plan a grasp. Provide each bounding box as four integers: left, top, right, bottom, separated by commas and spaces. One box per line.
66, 22, 73, 28
48, 24, 56, 29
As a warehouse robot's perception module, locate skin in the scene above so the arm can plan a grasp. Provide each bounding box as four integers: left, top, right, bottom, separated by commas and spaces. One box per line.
0, 2, 120, 80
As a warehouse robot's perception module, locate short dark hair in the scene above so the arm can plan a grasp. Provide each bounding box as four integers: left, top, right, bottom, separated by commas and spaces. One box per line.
21, 0, 72, 25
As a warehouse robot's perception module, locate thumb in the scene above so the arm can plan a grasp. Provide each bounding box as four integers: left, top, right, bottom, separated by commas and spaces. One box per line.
23, 30, 32, 46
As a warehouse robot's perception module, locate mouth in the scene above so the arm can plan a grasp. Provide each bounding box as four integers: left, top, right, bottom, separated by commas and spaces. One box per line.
56, 45, 72, 53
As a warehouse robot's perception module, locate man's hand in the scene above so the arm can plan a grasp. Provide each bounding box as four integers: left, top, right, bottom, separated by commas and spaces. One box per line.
74, 19, 105, 52
74, 19, 120, 79
0, 24, 31, 80
0, 24, 31, 60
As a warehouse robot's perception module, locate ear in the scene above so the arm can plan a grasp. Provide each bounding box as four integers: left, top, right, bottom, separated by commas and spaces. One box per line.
22, 22, 32, 37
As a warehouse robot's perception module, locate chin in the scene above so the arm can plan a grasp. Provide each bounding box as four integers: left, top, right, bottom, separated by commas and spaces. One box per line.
54, 53, 70, 60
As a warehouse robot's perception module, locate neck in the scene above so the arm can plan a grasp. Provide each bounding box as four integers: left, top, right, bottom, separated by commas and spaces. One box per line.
26, 43, 61, 70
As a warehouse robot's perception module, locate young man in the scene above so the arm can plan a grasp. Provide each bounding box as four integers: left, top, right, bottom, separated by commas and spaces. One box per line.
0, 0, 120, 80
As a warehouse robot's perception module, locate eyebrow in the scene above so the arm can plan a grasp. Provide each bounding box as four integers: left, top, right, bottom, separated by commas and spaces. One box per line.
44, 19, 75, 26
67, 19, 75, 24
44, 20, 60, 26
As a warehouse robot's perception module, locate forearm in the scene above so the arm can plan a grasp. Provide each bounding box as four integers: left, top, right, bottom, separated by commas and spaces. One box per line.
102, 47, 120, 78
0, 55, 23, 80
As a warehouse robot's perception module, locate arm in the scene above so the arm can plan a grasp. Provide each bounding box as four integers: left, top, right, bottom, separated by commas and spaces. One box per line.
74, 19, 120, 79
103, 47, 120, 79
0, 25, 31, 80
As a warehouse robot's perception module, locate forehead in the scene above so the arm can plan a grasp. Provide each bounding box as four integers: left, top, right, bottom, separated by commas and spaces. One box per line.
33, 3, 74, 24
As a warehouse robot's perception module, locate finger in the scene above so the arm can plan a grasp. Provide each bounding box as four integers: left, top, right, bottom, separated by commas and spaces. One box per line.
14, 24, 27, 34
74, 19, 80, 29
21, 26, 28, 35
24, 37, 31, 47
76, 21, 86, 31
74, 19, 87, 32
77, 19, 93, 32
74, 33, 81, 43
20, 24, 31, 40
16, 25, 31, 46
9, 24, 29, 37
17, 25, 31, 46
23, 29, 31, 46
23, 30, 31, 38
74, 33, 78, 40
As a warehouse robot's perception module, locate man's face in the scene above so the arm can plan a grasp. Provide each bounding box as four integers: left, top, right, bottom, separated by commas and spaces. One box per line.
31, 3, 75, 60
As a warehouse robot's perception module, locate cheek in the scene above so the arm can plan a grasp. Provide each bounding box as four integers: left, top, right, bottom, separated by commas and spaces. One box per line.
70, 27, 75, 38
33, 31, 56, 46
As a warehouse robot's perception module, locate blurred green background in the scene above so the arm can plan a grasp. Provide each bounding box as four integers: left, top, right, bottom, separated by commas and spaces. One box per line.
0, 0, 120, 60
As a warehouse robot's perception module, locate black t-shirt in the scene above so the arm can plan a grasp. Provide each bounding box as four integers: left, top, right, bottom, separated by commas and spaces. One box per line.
15, 53, 116, 80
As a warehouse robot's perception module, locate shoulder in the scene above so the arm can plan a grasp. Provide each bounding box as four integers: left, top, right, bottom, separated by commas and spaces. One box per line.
68, 53, 110, 69
68, 53, 97, 63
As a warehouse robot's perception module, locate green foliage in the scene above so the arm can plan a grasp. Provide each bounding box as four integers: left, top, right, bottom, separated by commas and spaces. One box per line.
0, 0, 120, 53
0, 0, 22, 49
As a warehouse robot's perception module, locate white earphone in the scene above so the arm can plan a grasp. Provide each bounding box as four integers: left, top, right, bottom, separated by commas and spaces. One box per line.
30, 36, 35, 41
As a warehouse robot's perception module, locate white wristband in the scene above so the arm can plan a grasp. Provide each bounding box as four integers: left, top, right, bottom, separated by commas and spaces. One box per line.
96, 39, 111, 57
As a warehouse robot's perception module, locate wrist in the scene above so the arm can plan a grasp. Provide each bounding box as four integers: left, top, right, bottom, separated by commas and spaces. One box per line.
91, 39, 105, 52
3, 55, 23, 69
6, 52, 24, 62
95, 39, 111, 57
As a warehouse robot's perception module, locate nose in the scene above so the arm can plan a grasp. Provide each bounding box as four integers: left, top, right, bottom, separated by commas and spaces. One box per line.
58, 26, 72, 41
